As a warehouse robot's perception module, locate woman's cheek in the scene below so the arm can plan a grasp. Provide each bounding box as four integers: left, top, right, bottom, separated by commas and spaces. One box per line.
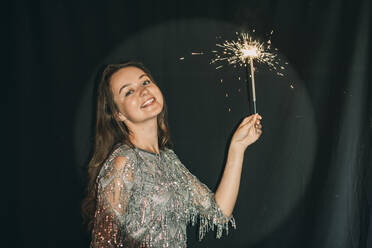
125, 98, 140, 113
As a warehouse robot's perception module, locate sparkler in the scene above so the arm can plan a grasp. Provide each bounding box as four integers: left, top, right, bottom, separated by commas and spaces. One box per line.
211, 31, 283, 114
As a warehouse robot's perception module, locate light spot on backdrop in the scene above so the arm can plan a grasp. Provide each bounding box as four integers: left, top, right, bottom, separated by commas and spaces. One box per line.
74, 18, 317, 245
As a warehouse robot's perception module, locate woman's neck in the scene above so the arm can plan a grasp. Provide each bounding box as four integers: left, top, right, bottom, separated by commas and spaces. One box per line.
127, 119, 160, 154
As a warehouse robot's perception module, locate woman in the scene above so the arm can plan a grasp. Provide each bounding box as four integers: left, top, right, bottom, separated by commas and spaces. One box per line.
81, 61, 262, 247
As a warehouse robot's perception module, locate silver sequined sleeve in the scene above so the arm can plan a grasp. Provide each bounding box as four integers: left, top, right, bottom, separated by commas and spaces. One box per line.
166, 150, 236, 241
91, 147, 137, 248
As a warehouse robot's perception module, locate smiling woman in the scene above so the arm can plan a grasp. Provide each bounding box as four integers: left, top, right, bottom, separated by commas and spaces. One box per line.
81, 61, 263, 247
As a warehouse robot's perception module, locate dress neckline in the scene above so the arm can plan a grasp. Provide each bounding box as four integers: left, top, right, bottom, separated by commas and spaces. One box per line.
134, 146, 161, 156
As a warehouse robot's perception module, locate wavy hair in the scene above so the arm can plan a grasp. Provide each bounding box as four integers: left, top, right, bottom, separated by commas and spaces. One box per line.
81, 61, 172, 231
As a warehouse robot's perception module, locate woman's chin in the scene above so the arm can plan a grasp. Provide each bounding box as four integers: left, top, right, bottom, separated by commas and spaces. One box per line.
137, 105, 163, 122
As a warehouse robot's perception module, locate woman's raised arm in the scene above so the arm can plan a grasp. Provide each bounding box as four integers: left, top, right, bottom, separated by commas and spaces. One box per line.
214, 114, 262, 217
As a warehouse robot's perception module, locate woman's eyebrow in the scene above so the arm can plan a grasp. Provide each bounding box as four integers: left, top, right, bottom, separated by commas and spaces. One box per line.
119, 83, 131, 94
139, 73, 147, 79
118, 74, 148, 94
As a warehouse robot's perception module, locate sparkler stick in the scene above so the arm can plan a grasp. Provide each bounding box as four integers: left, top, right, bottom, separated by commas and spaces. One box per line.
248, 57, 257, 113
242, 45, 258, 114
244, 58, 252, 113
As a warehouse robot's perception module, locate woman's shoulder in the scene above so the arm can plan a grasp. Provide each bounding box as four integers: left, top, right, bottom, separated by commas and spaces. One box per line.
163, 147, 177, 158
163, 148, 184, 163
109, 143, 137, 162
97, 144, 137, 180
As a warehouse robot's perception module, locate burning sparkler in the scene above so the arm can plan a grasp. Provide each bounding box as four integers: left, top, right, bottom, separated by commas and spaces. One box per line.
211, 31, 284, 114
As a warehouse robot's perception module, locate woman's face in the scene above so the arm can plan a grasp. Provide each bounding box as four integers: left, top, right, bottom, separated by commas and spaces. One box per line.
110, 66, 164, 125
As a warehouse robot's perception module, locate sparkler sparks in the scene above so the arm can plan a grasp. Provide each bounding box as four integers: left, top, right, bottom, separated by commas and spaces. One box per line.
211, 32, 281, 71
191, 52, 204, 55
183, 30, 290, 114
210, 31, 285, 114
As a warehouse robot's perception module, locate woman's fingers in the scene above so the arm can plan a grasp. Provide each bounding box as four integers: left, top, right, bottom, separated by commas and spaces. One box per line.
240, 115, 254, 126
241, 114, 262, 128
255, 124, 262, 129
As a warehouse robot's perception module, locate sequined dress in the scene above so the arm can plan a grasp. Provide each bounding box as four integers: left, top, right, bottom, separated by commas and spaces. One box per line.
90, 144, 236, 248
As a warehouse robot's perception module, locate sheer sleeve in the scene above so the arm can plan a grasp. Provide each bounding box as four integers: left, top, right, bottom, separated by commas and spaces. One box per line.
90, 150, 136, 248
166, 150, 236, 241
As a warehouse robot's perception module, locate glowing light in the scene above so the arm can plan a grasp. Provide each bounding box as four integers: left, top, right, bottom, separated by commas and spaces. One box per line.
241, 44, 258, 58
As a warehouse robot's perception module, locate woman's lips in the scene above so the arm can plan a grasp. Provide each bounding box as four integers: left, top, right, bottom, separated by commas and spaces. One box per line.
141, 97, 155, 108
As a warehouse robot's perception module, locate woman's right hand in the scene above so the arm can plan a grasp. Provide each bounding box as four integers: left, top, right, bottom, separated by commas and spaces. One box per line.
229, 114, 263, 152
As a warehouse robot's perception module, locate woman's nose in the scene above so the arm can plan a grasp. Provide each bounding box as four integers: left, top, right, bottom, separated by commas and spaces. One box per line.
140, 86, 150, 96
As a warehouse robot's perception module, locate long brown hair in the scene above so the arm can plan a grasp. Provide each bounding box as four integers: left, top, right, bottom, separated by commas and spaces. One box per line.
81, 61, 172, 231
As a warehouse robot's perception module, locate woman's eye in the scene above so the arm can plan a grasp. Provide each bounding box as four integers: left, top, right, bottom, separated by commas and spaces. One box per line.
125, 90, 134, 96
142, 80, 151, 86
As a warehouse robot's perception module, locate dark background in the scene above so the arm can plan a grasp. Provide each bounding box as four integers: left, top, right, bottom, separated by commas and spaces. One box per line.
7, 0, 372, 247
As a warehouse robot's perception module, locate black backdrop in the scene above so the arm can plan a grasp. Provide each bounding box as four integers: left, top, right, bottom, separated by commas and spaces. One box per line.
7, 0, 372, 247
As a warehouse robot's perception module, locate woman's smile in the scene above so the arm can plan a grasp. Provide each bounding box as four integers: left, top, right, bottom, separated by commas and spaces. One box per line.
141, 97, 156, 108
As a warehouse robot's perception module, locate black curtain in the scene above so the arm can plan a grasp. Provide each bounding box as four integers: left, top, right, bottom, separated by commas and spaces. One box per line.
7, 0, 372, 247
